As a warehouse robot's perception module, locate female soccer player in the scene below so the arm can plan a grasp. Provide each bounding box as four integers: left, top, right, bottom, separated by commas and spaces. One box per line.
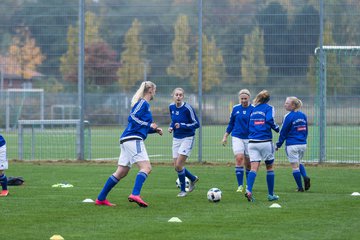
0, 135, 8, 197
95, 81, 163, 207
275, 96, 310, 192
246, 90, 280, 202
168, 88, 199, 197
222, 89, 254, 193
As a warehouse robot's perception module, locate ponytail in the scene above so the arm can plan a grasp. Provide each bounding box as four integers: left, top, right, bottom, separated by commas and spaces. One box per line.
131, 81, 156, 107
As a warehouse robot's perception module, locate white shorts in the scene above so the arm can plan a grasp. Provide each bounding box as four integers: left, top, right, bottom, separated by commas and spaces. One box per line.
232, 137, 249, 156
248, 141, 275, 163
0, 145, 8, 170
172, 136, 195, 158
118, 140, 149, 167
285, 144, 307, 163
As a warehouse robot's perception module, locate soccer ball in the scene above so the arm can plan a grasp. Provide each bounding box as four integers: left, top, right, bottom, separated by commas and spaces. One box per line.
176, 177, 190, 192
207, 188, 222, 202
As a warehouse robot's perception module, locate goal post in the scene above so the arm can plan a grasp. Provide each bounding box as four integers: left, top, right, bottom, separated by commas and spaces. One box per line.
18, 119, 91, 160
5, 88, 44, 132
314, 46, 360, 162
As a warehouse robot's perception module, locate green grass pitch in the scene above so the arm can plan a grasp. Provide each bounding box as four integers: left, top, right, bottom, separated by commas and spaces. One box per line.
1, 161, 360, 239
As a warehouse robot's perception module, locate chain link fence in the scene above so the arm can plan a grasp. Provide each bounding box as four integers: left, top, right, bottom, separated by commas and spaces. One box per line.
0, 0, 359, 163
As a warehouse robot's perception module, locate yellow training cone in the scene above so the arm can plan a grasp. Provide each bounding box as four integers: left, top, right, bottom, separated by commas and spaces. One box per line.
50, 235, 64, 240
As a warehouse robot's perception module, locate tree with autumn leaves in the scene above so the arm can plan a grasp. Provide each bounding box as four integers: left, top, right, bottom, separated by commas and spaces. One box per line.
4, 27, 45, 80
60, 11, 119, 92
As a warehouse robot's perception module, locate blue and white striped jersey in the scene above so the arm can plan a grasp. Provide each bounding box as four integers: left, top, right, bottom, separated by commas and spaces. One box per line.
169, 102, 199, 139
276, 111, 308, 148
0, 135, 5, 147
248, 103, 279, 141
225, 104, 254, 139
121, 99, 156, 141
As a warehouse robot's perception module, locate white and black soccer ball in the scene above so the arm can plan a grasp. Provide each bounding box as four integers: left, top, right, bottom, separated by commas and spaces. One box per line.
176, 177, 190, 192
207, 188, 222, 202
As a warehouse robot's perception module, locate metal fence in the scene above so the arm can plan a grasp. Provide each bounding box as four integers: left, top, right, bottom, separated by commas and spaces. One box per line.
0, 0, 360, 163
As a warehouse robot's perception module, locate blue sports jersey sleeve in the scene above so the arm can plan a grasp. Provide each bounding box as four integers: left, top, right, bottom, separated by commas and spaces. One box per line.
169, 102, 199, 139
0, 135, 5, 147
121, 99, 154, 140
276, 112, 292, 148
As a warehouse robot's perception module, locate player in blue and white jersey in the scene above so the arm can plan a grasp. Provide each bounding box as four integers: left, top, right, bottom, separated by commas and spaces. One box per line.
0, 135, 8, 197
96, 81, 163, 207
276, 96, 310, 192
168, 88, 199, 197
222, 89, 254, 193
245, 90, 280, 202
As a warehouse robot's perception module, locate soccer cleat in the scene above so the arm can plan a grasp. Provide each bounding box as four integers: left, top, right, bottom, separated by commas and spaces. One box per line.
177, 191, 187, 197
0, 190, 9, 197
268, 194, 279, 201
304, 176, 311, 191
95, 199, 116, 207
245, 191, 255, 202
236, 185, 244, 193
296, 188, 304, 192
128, 194, 148, 208
188, 176, 199, 192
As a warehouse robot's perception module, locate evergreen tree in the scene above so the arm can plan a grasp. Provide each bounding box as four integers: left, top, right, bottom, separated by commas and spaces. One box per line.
167, 14, 191, 79
117, 18, 149, 91
241, 27, 268, 85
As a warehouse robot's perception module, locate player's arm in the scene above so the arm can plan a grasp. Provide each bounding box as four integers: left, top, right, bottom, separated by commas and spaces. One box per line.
267, 106, 279, 133
223, 110, 235, 146
178, 105, 199, 130
276, 115, 291, 149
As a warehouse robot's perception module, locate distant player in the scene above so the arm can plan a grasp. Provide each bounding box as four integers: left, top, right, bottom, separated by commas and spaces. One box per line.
246, 90, 280, 202
276, 96, 311, 192
95, 81, 163, 207
0, 134, 8, 197
168, 88, 199, 197
222, 89, 254, 193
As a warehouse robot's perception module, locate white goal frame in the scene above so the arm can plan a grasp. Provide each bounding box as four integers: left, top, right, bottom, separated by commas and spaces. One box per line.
5, 88, 44, 132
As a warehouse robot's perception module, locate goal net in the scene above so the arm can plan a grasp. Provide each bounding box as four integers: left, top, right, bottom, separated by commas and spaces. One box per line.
18, 119, 91, 160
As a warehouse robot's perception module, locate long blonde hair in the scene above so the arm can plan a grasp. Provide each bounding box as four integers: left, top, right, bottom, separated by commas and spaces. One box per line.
131, 81, 156, 107
253, 90, 270, 106
287, 96, 303, 111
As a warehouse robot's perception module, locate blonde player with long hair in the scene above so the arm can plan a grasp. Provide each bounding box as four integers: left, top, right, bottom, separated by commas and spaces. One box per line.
96, 81, 163, 207
276, 96, 310, 192
246, 90, 280, 202
222, 89, 254, 193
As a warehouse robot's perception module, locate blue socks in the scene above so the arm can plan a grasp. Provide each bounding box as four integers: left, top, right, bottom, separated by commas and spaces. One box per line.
184, 168, 196, 182
132, 171, 148, 196
246, 171, 257, 193
0, 174, 7, 190
235, 167, 244, 186
299, 163, 307, 177
97, 175, 119, 201
293, 169, 303, 189
266, 170, 275, 196
177, 169, 186, 192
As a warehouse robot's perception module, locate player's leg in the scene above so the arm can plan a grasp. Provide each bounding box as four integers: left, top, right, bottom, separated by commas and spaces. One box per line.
298, 145, 310, 191
0, 145, 9, 197
177, 137, 198, 194
175, 154, 187, 196
265, 142, 278, 201
287, 145, 304, 192
233, 137, 246, 192
128, 160, 151, 207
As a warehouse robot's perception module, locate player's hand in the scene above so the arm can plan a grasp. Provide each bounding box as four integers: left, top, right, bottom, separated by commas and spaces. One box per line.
150, 122, 158, 130
168, 127, 173, 133
174, 123, 180, 129
156, 128, 163, 136
222, 138, 227, 146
